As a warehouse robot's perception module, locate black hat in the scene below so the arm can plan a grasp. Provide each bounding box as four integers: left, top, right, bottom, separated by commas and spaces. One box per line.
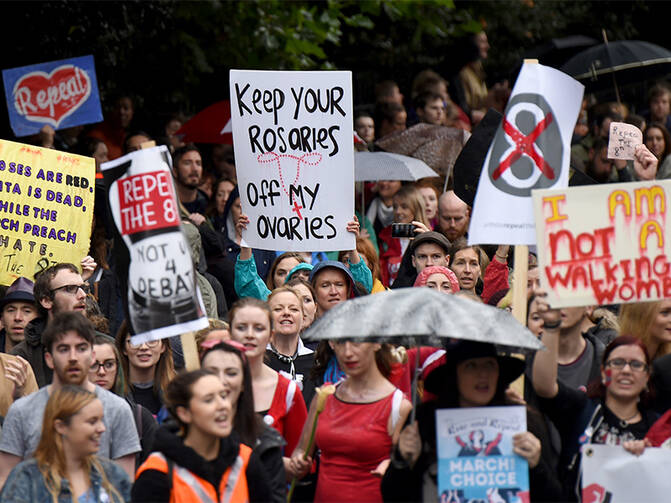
410, 231, 451, 255
423, 340, 525, 396
0, 277, 36, 312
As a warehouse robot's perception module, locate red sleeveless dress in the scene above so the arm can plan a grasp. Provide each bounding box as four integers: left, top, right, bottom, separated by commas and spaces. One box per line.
314, 388, 399, 502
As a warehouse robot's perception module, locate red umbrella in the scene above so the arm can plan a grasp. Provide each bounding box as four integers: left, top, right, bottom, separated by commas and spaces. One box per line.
176, 100, 233, 144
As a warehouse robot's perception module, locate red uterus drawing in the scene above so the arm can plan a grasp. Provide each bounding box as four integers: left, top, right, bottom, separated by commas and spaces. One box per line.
257, 152, 322, 197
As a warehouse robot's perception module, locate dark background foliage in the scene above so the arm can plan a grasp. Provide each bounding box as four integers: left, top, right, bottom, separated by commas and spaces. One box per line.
0, 0, 667, 138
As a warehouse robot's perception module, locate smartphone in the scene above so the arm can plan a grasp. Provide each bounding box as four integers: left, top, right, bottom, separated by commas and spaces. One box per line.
391, 223, 416, 238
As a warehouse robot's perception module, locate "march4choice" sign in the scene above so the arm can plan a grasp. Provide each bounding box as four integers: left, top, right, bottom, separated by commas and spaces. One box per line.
2, 55, 103, 137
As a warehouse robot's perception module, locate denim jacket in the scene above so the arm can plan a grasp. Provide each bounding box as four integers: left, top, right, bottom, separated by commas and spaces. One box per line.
0, 458, 131, 503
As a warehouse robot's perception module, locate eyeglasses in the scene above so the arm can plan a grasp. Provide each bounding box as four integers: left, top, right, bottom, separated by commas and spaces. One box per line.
126, 338, 161, 350
91, 360, 117, 372
605, 358, 648, 372
51, 283, 90, 295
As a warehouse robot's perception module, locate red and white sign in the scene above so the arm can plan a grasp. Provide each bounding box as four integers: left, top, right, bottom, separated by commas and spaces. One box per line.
118, 171, 179, 235
13, 64, 91, 128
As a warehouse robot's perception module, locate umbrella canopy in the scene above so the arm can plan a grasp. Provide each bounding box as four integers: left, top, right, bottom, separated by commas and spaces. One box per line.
375, 123, 469, 179
561, 40, 671, 82
176, 100, 233, 144
303, 287, 544, 351
355, 152, 438, 182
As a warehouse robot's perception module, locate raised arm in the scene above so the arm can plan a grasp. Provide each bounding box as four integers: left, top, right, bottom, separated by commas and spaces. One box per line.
531, 289, 562, 398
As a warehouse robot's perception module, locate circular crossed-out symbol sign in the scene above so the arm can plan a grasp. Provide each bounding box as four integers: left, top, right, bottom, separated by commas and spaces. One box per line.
487, 92, 563, 196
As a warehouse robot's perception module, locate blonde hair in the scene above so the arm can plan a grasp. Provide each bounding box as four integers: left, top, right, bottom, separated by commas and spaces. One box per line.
268, 286, 304, 314
195, 318, 230, 350
393, 185, 430, 227
619, 301, 671, 359
34, 386, 124, 503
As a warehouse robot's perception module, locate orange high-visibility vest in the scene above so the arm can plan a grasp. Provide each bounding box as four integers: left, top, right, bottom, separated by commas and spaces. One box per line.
136, 444, 252, 503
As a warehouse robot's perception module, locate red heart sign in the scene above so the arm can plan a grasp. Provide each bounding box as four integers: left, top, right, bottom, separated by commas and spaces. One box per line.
12, 65, 91, 128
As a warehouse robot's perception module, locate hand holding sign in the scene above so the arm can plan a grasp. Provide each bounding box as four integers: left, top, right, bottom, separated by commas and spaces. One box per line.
608, 122, 643, 160
633, 144, 658, 180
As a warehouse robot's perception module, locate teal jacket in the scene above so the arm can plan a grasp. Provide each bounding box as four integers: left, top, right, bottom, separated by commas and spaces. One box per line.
234, 255, 373, 300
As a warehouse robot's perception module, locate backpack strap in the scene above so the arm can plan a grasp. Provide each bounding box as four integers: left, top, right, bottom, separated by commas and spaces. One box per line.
391, 389, 404, 431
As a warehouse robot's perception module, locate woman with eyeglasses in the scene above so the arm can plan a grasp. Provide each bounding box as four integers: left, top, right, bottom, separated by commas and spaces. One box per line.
89, 334, 158, 469
532, 292, 659, 501
115, 322, 176, 416
266, 286, 317, 406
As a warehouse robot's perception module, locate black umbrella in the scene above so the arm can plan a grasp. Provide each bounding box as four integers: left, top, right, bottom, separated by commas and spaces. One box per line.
561, 40, 671, 90
303, 288, 543, 419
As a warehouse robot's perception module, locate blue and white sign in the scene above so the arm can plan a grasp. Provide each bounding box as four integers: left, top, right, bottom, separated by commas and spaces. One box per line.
2, 55, 103, 137
436, 406, 529, 503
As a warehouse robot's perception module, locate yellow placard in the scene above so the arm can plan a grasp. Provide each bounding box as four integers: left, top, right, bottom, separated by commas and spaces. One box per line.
0, 139, 95, 285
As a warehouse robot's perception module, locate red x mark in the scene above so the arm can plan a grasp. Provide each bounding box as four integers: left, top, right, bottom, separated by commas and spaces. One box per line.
492, 112, 555, 180
292, 200, 304, 220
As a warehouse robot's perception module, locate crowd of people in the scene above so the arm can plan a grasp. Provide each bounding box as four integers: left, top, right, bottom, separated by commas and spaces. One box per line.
2, 30, 671, 503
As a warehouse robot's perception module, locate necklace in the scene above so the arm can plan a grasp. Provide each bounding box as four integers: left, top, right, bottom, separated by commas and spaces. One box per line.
619, 410, 640, 428
268, 344, 298, 379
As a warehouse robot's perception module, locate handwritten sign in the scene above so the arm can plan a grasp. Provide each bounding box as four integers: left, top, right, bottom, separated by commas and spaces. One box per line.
0, 140, 94, 285
608, 122, 642, 160
229, 70, 355, 252
436, 406, 529, 503
2, 55, 103, 137
102, 146, 208, 344
582, 445, 671, 503
469, 62, 584, 245
533, 180, 671, 307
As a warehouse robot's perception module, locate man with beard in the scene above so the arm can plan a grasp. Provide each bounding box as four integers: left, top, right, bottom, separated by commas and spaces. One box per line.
0, 312, 139, 488
11, 263, 90, 387
586, 138, 658, 183
438, 191, 470, 244
173, 144, 208, 225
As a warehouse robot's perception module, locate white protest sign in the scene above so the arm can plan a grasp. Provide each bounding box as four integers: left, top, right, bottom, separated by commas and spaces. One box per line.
533, 179, 671, 308
468, 62, 584, 245
582, 445, 671, 503
608, 122, 642, 160
229, 70, 355, 252
102, 146, 208, 344
436, 406, 529, 503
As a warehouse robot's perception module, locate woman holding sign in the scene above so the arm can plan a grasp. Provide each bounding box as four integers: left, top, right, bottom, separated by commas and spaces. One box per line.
532, 291, 658, 501
381, 339, 562, 502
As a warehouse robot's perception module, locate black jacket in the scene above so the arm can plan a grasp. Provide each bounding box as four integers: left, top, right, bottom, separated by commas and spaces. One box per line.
10, 317, 50, 387
131, 426, 272, 503
381, 402, 563, 503
255, 424, 287, 503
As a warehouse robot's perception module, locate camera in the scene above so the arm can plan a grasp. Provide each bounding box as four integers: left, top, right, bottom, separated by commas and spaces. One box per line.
391, 223, 416, 238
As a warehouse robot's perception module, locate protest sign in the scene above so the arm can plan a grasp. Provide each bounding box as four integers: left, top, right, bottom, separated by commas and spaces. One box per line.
468, 62, 584, 245
229, 70, 355, 252
2, 55, 103, 137
582, 445, 671, 503
607, 122, 642, 160
102, 146, 208, 344
436, 406, 529, 503
533, 179, 671, 308
0, 140, 94, 285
